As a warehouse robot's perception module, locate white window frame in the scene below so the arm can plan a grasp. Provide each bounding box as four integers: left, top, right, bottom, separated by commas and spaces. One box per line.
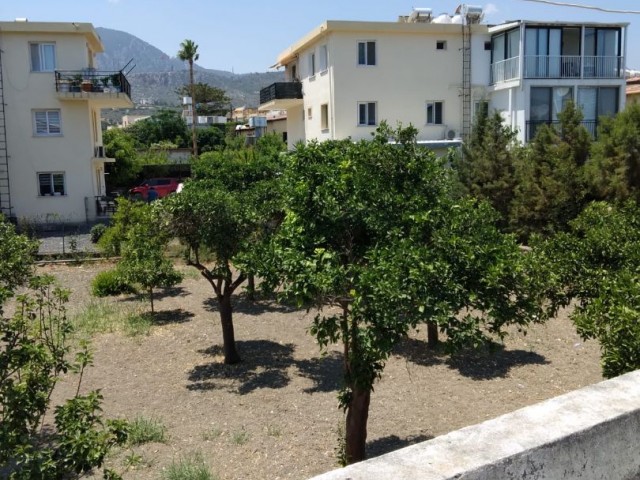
357, 102, 377, 126
30, 42, 56, 72
357, 41, 377, 66
37, 172, 66, 196
321, 104, 329, 131
319, 45, 328, 72
33, 109, 62, 136
426, 101, 444, 125
307, 107, 313, 120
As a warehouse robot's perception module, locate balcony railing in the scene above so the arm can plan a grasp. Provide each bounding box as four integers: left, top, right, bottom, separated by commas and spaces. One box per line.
55, 70, 131, 98
526, 119, 598, 141
259, 82, 302, 105
492, 55, 624, 83
490, 57, 520, 84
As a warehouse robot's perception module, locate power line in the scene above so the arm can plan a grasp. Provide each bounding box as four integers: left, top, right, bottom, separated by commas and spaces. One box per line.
521, 0, 640, 14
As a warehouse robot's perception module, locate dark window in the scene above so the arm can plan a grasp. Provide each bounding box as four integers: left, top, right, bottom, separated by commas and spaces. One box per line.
358, 102, 377, 126
484, 41, 492, 51
436, 41, 447, 50
357, 41, 376, 66
426, 101, 444, 124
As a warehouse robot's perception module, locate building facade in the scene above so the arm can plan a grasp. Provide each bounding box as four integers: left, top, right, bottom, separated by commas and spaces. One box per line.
260, 9, 627, 149
0, 20, 132, 223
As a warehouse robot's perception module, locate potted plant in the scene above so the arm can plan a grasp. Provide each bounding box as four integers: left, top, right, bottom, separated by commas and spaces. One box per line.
101, 76, 110, 92
81, 78, 93, 92
110, 73, 121, 92
71, 74, 83, 92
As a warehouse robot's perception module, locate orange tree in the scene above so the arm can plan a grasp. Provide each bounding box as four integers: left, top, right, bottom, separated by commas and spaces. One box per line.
265, 124, 553, 464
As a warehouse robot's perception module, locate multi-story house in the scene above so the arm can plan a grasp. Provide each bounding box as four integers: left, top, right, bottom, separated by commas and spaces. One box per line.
0, 20, 132, 223
259, 8, 627, 149
489, 20, 628, 142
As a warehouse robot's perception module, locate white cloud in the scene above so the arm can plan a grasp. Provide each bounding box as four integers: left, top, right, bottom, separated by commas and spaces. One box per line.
484, 3, 499, 16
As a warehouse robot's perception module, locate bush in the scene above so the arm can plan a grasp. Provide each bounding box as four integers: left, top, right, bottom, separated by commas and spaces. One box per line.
91, 269, 137, 297
90, 223, 108, 243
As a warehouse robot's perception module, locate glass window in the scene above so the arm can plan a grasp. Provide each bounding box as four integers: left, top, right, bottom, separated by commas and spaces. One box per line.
319, 45, 328, 71
357, 41, 376, 66
321, 104, 329, 130
426, 101, 444, 124
38, 172, 65, 196
30, 43, 56, 72
310, 52, 316, 76
33, 110, 61, 136
357, 102, 376, 126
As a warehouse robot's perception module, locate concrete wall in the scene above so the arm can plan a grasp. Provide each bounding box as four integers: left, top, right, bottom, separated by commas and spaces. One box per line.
311, 370, 640, 480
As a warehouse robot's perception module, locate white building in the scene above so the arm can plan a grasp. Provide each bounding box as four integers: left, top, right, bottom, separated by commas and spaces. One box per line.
259, 8, 627, 148
0, 20, 133, 223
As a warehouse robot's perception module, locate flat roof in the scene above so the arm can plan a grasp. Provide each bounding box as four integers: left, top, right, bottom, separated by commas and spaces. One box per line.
0, 21, 103, 52
489, 19, 629, 34
276, 20, 488, 67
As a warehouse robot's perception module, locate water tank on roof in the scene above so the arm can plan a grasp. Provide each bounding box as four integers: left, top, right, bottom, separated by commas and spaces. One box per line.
432, 13, 452, 24
409, 7, 433, 23
451, 14, 463, 24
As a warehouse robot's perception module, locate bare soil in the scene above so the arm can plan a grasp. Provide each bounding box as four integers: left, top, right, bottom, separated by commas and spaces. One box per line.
40, 262, 603, 480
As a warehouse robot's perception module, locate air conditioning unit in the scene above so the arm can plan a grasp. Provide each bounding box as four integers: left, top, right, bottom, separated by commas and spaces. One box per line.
95, 145, 105, 157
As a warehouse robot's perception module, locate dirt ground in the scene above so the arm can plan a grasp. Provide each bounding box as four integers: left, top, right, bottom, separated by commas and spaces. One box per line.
40, 262, 603, 480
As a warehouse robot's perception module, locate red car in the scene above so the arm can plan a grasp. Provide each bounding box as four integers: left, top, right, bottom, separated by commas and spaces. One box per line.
129, 178, 180, 201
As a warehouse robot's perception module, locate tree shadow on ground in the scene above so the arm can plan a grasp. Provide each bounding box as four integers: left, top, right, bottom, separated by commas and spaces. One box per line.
149, 308, 194, 325
119, 286, 190, 304
395, 337, 549, 380
202, 296, 298, 316
367, 433, 433, 459
187, 340, 295, 395
296, 351, 343, 393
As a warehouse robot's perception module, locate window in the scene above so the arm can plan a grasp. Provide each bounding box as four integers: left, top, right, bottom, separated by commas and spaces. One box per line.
436, 41, 447, 50
319, 45, 328, 72
307, 107, 313, 120
33, 110, 61, 136
484, 41, 492, 51
310, 52, 316, 76
321, 104, 329, 131
578, 87, 619, 120
357, 41, 376, 66
529, 86, 574, 139
357, 102, 377, 126
30, 43, 56, 72
38, 172, 65, 196
426, 101, 444, 125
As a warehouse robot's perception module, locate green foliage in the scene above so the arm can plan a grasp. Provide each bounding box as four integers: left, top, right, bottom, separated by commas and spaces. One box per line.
162, 453, 216, 480
127, 416, 168, 445
103, 128, 142, 189
455, 106, 520, 228
126, 110, 189, 149
197, 125, 226, 153
585, 103, 640, 203
510, 101, 590, 240
91, 269, 137, 297
176, 83, 230, 117
0, 275, 129, 479
116, 202, 182, 312
72, 298, 150, 337
90, 223, 108, 243
230, 427, 249, 446
540, 201, 640, 378
98, 198, 150, 256
0, 214, 38, 304
267, 123, 552, 462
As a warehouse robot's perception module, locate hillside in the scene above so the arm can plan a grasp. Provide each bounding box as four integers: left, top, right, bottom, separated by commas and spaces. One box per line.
95, 27, 283, 108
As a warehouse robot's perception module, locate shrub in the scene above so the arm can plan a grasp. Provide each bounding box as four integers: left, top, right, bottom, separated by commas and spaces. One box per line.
162, 453, 216, 480
90, 223, 108, 243
91, 269, 137, 297
128, 416, 168, 445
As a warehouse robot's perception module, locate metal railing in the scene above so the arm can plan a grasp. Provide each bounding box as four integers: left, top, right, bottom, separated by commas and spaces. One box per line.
259, 82, 302, 105
523, 55, 581, 78
583, 56, 623, 78
526, 119, 598, 141
490, 57, 519, 84
55, 70, 132, 99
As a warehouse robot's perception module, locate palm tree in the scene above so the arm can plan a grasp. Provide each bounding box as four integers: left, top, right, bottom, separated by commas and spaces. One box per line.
178, 39, 199, 157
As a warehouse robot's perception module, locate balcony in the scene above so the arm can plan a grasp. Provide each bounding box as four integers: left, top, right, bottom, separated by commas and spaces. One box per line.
526, 119, 598, 141
491, 57, 520, 84
258, 82, 303, 110
55, 70, 133, 108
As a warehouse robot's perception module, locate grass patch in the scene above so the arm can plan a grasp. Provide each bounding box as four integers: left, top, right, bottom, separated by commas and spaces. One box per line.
266, 424, 281, 438
179, 267, 202, 281
202, 426, 222, 441
72, 299, 150, 337
128, 416, 168, 445
230, 427, 249, 446
162, 453, 217, 480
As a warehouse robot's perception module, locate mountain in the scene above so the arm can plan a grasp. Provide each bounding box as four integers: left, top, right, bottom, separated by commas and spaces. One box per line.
95, 27, 283, 108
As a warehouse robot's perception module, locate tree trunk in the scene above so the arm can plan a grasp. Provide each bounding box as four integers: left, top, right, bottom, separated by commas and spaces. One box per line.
345, 386, 371, 464
219, 293, 241, 364
247, 274, 255, 301
427, 321, 439, 347
149, 287, 154, 313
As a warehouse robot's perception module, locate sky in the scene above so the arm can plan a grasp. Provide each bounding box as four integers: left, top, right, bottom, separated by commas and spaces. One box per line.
2, 1, 639, 73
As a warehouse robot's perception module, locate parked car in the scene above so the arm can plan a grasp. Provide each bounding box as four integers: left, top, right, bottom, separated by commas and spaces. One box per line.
129, 178, 180, 201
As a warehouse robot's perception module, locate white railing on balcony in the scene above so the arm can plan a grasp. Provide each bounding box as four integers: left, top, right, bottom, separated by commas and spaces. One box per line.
524, 55, 581, 78
583, 56, 623, 78
491, 57, 519, 84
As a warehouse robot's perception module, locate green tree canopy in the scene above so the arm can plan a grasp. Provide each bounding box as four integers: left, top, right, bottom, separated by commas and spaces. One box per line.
176, 83, 230, 117
126, 110, 189, 149
267, 124, 552, 464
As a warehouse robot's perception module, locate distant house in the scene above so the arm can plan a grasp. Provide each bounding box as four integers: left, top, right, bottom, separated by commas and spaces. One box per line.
626, 76, 640, 106
0, 20, 133, 223
121, 114, 150, 127
259, 8, 627, 148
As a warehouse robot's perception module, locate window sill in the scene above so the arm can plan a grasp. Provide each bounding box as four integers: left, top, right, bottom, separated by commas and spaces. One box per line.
357, 124, 377, 127
309, 75, 316, 82
356, 64, 377, 68
321, 128, 330, 134
39, 194, 66, 197
34, 134, 63, 138
320, 69, 328, 76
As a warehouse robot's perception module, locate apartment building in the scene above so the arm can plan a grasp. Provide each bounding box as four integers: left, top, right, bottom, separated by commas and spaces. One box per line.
0, 20, 133, 223
259, 8, 627, 148
490, 20, 628, 142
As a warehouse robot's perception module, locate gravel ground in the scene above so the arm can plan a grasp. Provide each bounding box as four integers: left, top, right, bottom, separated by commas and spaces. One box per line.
36, 262, 603, 480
